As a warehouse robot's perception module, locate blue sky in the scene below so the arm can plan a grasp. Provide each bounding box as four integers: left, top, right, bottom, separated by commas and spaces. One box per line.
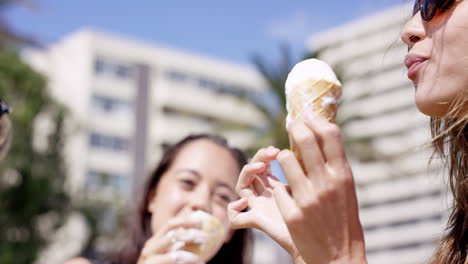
6, 0, 406, 65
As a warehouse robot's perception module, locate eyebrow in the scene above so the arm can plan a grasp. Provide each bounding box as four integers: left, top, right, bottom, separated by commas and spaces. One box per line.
215, 182, 236, 195
176, 169, 202, 179
175, 169, 236, 194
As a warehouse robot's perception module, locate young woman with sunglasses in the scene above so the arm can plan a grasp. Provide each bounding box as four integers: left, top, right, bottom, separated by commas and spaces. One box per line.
229, 1, 468, 264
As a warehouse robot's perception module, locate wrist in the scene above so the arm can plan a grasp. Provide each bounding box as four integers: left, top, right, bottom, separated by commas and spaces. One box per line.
293, 255, 306, 264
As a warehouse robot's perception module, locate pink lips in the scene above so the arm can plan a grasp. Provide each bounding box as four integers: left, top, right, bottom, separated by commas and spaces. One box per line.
405, 54, 429, 79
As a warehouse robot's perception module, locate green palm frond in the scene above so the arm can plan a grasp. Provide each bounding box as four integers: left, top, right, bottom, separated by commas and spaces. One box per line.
247, 44, 322, 152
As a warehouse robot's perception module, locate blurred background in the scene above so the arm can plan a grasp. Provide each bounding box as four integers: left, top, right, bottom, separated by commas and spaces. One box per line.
0, 0, 449, 263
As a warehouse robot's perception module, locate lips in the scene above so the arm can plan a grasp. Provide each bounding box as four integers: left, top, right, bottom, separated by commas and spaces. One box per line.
405, 53, 429, 79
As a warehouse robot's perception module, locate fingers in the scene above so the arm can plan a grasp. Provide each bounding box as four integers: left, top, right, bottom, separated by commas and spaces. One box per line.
304, 113, 347, 168
236, 146, 280, 196
287, 121, 325, 175
276, 150, 307, 196
251, 146, 280, 163
236, 162, 265, 196
140, 236, 174, 259
268, 177, 290, 191
252, 171, 268, 195
272, 184, 301, 226
228, 198, 255, 229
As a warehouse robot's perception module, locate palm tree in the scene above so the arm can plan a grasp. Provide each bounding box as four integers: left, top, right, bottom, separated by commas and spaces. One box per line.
248, 44, 320, 152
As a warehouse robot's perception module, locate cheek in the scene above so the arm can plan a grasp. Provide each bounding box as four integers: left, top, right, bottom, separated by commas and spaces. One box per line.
416, 46, 468, 116
150, 187, 187, 232
211, 205, 234, 244
211, 204, 230, 229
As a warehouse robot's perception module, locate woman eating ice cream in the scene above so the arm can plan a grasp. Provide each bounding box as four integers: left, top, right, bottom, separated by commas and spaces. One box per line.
110, 134, 252, 264
229, 1, 468, 263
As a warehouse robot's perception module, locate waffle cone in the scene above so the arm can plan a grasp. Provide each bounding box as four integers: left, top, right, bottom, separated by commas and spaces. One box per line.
183, 214, 224, 259
287, 78, 342, 169
170, 211, 225, 261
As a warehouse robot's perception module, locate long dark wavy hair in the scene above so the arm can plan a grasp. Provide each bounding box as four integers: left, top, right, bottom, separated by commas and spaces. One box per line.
428, 90, 468, 264
109, 134, 252, 264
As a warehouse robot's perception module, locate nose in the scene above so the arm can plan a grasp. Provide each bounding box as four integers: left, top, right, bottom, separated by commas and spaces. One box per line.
188, 185, 212, 213
401, 12, 426, 49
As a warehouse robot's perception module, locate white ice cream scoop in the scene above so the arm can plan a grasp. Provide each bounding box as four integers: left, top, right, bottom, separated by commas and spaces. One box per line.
285, 58, 342, 127
167, 211, 226, 262
285, 59, 342, 168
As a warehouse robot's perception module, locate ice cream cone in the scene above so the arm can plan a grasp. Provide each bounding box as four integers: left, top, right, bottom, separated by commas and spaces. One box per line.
285, 59, 342, 169
287, 78, 341, 123
183, 211, 225, 259
169, 211, 226, 261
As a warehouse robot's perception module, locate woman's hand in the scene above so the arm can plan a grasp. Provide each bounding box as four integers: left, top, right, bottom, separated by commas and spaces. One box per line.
137, 218, 205, 264
274, 113, 367, 264
228, 147, 303, 261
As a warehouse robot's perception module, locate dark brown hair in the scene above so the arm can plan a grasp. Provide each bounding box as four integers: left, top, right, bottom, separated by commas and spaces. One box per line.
0, 100, 11, 160
428, 90, 468, 264
110, 134, 252, 264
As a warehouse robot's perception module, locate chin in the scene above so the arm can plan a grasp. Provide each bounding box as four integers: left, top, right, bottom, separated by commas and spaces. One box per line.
418, 101, 468, 118
416, 98, 451, 118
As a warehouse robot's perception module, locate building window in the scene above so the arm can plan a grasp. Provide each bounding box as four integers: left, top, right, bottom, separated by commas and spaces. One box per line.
91, 95, 133, 115
94, 56, 134, 80
86, 170, 129, 196
115, 64, 132, 79
163, 68, 253, 98
165, 70, 188, 82
197, 77, 216, 89
94, 58, 106, 74
89, 133, 130, 152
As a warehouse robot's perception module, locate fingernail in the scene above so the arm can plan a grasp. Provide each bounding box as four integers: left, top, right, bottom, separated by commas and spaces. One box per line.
267, 146, 278, 155
252, 162, 264, 168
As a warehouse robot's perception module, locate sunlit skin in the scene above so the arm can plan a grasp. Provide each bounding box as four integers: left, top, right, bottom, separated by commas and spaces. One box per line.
144, 139, 240, 263
229, 114, 366, 264
402, 0, 468, 117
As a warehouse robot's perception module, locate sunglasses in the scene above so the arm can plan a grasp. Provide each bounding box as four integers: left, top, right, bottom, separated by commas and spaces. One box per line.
413, 0, 456, 22
0, 101, 11, 117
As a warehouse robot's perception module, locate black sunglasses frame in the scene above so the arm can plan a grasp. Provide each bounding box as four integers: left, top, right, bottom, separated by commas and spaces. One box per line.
0, 101, 11, 117
413, 0, 456, 22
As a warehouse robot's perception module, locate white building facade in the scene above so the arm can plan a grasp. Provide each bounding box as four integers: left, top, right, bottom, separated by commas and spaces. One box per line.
25, 29, 267, 203
24, 29, 295, 264
308, 4, 448, 264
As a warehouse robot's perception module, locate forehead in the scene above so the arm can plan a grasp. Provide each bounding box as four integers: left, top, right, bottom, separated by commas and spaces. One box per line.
169, 139, 240, 184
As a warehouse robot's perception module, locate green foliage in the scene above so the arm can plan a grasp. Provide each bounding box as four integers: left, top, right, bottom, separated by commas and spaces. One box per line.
0, 51, 70, 264
248, 44, 320, 152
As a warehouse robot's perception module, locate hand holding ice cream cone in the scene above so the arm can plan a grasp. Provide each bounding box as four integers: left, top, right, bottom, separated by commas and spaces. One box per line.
285, 59, 342, 168
167, 211, 226, 262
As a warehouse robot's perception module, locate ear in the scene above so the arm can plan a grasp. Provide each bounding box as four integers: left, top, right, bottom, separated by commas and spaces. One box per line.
146, 188, 157, 214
